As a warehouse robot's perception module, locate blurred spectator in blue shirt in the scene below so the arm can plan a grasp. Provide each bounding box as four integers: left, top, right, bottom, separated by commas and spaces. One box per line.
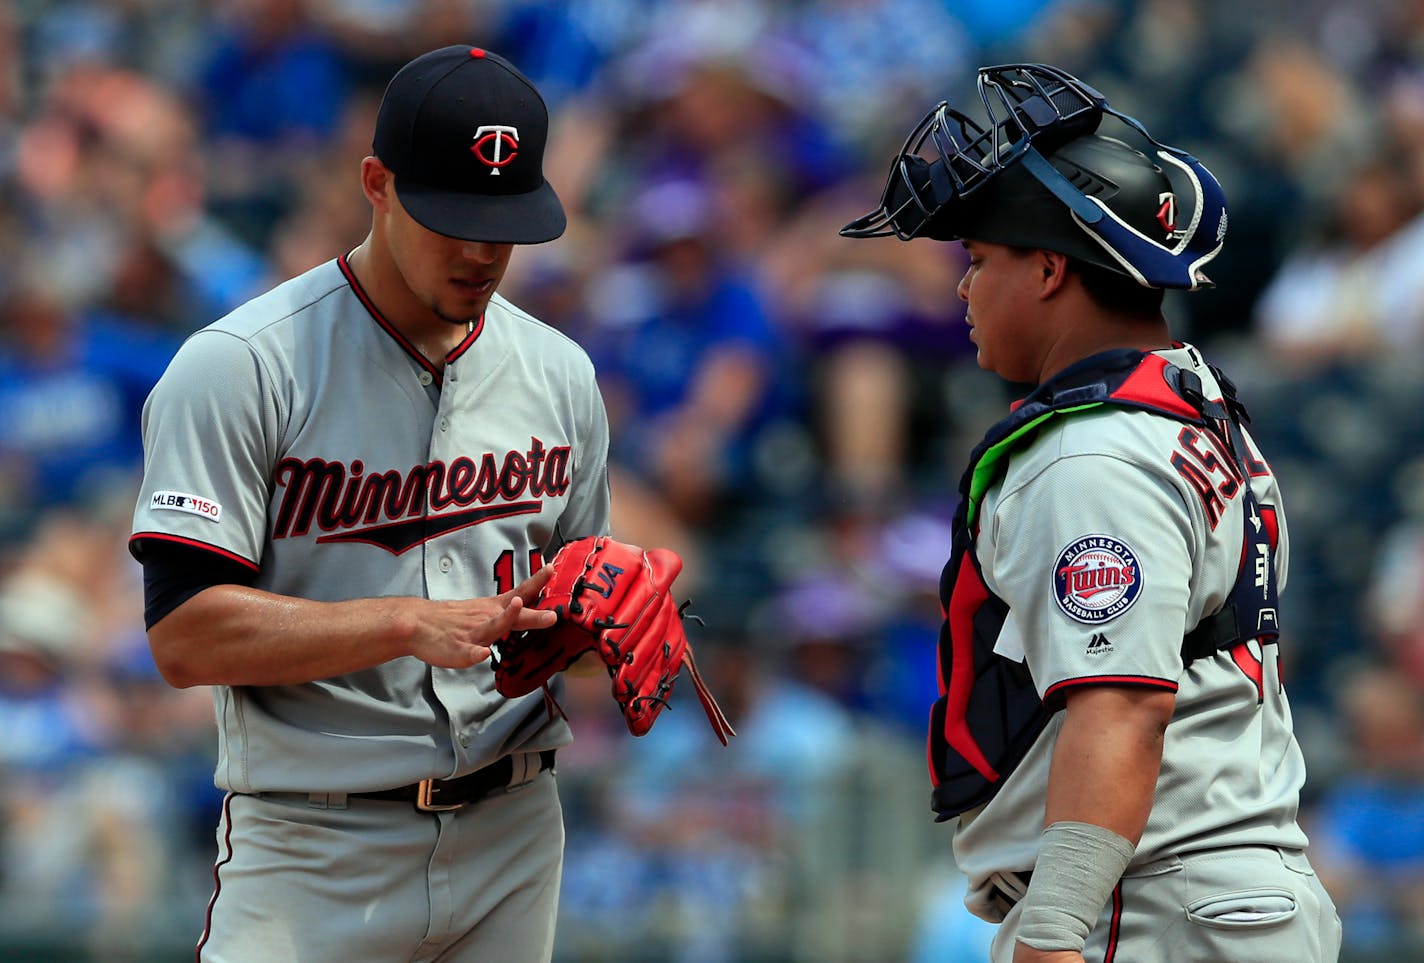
1308, 664, 1424, 955
596, 177, 799, 526
195, 0, 350, 246
200, 0, 348, 146
0, 267, 181, 539
0, 521, 217, 952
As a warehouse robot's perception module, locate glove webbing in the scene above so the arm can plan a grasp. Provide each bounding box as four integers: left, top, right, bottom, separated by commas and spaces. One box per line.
499, 603, 735, 745
563, 542, 735, 745
680, 643, 735, 745
596, 593, 735, 746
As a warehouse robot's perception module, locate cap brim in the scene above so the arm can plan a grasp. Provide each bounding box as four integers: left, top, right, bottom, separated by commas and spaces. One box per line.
397, 178, 567, 244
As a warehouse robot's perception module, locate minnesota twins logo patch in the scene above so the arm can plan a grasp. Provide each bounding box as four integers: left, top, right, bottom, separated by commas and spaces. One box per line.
1054, 535, 1142, 624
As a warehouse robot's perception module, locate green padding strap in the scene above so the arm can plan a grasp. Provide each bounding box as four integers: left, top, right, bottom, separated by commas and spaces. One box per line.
966, 403, 1102, 528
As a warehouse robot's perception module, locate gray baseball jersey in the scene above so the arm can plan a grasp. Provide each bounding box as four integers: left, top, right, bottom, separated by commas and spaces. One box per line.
131, 255, 610, 794
953, 344, 1310, 916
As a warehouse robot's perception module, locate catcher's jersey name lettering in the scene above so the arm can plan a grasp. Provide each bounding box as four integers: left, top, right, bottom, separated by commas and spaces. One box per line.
151, 490, 222, 521
1170, 424, 1265, 529
272, 437, 571, 550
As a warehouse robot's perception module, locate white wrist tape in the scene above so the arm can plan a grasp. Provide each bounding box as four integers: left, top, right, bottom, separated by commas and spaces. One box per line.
1016, 821, 1136, 952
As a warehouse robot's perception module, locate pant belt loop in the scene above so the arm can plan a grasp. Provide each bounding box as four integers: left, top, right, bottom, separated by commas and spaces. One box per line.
306, 792, 349, 810
512, 751, 532, 786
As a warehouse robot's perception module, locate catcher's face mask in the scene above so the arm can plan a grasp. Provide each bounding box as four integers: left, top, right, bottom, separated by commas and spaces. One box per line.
840, 63, 1229, 291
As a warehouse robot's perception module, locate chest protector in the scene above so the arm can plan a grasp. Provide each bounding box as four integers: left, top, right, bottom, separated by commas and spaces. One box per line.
929, 349, 1281, 821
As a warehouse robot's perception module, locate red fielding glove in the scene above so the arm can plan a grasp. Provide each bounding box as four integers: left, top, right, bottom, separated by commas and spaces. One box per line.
492, 536, 735, 744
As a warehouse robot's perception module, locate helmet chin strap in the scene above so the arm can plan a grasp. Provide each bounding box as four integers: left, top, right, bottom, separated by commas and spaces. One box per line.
1018, 147, 1104, 225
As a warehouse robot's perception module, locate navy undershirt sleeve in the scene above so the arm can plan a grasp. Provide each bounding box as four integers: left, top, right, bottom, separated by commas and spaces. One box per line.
135, 538, 258, 629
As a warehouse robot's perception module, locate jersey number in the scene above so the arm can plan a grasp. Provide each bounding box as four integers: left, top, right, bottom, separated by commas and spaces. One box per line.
493, 548, 545, 593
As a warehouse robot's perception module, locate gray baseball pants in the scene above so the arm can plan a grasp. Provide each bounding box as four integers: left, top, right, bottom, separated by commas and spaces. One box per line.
199, 769, 563, 962
992, 845, 1342, 962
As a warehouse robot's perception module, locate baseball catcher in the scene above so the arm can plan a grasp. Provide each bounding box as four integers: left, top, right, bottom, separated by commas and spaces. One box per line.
492, 536, 735, 745
839, 61, 1340, 963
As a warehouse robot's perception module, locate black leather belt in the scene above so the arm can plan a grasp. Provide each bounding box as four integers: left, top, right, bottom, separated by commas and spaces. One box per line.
353, 749, 555, 812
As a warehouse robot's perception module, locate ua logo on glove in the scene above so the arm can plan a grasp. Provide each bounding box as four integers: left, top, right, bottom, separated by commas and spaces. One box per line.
581, 561, 624, 602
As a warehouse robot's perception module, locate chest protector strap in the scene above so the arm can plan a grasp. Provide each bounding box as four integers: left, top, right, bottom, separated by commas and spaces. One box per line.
929, 350, 1281, 821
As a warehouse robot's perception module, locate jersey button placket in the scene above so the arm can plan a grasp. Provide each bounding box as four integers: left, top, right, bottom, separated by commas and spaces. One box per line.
418, 370, 433, 386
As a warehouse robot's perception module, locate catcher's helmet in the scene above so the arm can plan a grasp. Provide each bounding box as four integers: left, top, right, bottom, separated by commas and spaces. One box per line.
841, 64, 1227, 290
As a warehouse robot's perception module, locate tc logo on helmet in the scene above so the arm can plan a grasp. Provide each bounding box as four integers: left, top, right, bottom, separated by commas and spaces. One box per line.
1053, 535, 1143, 624
1156, 191, 1179, 239
472, 125, 519, 174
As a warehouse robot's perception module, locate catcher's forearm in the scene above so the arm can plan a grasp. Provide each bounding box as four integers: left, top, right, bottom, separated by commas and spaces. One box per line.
1013, 687, 1172, 955
1044, 685, 1172, 839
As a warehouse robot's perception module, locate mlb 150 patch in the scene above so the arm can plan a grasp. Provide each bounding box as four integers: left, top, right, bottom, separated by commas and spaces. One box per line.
1054, 534, 1141, 624
150, 490, 223, 522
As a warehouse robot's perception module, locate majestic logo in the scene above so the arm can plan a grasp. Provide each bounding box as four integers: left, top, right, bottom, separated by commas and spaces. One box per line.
1085, 632, 1114, 655
1156, 191, 1179, 239
471, 125, 519, 174
1053, 535, 1142, 625
272, 437, 570, 555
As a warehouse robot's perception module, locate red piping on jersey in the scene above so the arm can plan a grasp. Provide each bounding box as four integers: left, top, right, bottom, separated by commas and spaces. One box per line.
336, 255, 486, 383
1103, 881, 1123, 963
447, 316, 484, 362
941, 556, 1000, 784
1042, 674, 1178, 703
196, 792, 236, 961
130, 532, 260, 572
1106, 354, 1202, 419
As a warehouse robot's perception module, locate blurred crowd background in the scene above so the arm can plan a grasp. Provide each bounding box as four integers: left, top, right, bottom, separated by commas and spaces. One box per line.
3, 0, 1424, 960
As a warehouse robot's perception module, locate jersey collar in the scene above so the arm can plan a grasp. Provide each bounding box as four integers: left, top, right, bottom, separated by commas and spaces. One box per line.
337, 255, 485, 383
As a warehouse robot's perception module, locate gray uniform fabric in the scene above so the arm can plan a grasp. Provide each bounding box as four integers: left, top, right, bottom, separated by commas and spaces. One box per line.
953, 344, 1340, 961
203, 771, 564, 962
131, 255, 610, 959
993, 846, 1341, 963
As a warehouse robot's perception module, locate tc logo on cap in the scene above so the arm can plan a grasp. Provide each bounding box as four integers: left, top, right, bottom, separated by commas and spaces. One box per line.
472, 125, 519, 175
372, 45, 566, 242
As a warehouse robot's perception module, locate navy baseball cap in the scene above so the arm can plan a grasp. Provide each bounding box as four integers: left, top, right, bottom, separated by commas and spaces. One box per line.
372, 45, 566, 244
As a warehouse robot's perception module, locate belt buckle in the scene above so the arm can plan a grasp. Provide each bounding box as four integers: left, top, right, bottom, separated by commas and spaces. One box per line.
415, 778, 465, 812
